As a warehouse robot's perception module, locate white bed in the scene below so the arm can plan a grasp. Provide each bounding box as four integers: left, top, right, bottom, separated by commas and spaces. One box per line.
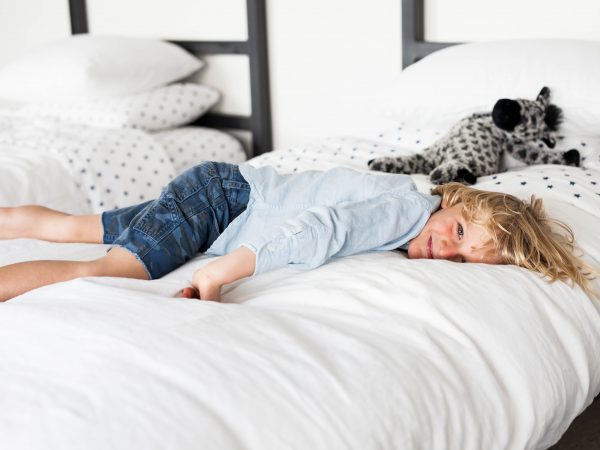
1, 120, 600, 449
2, 15, 600, 450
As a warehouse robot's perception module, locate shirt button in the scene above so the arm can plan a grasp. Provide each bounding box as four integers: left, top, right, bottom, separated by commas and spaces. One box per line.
267, 244, 276, 252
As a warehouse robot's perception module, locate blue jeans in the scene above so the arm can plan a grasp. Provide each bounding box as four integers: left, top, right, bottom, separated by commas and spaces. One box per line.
101, 162, 250, 279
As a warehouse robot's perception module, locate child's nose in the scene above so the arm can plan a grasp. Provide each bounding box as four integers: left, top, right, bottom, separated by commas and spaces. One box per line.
439, 240, 460, 261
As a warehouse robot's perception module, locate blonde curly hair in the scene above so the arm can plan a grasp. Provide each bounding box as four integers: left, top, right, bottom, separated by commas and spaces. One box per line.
431, 182, 599, 298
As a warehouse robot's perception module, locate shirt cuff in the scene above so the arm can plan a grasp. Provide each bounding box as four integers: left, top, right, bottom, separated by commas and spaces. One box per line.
241, 237, 292, 276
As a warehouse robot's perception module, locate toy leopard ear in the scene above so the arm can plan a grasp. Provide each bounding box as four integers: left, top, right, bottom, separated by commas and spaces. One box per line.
544, 104, 563, 131
536, 86, 551, 105
536, 87, 563, 130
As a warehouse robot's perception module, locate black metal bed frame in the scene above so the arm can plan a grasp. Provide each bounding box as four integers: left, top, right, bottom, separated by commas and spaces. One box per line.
67, 0, 272, 158
401, 0, 459, 68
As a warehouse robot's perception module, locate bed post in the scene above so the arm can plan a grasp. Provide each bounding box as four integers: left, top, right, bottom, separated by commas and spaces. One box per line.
246, 0, 273, 156
68, 0, 88, 34
401, 0, 458, 68
401, 0, 422, 68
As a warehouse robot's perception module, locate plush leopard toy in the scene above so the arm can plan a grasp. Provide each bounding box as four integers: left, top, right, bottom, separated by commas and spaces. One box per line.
368, 87, 580, 184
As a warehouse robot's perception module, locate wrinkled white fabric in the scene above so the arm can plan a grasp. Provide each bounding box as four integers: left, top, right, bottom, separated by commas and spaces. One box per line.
1, 160, 599, 450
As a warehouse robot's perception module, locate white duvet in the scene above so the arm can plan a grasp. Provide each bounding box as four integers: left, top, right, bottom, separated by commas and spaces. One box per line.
1, 122, 600, 449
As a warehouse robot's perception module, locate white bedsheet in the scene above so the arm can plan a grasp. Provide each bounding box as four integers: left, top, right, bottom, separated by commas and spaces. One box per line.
0, 150, 89, 214
1, 138, 600, 450
0, 111, 246, 214
0, 110, 177, 213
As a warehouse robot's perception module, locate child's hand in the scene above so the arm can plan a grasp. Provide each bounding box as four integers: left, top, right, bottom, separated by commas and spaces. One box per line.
174, 247, 256, 301
191, 268, 223, 301
174, 270, 222, 301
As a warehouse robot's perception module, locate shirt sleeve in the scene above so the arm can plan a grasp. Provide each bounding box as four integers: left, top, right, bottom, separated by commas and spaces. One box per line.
241, 191, 434, 275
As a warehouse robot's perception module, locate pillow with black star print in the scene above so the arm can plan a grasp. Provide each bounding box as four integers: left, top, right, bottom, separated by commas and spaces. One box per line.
20, 83, 219, 132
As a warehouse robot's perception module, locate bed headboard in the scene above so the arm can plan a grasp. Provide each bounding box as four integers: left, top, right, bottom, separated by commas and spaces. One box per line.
67, 0, 272, 158
402, 0, 459, 68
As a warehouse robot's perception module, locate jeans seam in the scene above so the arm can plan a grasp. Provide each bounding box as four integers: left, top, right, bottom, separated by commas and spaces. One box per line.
103, 233, 120, 243
177, 191, 226, 220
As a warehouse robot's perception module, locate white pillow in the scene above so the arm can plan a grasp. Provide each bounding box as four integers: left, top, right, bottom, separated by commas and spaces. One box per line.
20, 83, 219, 131
381, 40, 600, 135
154, 127, 246, 173
0, 35, 202, 103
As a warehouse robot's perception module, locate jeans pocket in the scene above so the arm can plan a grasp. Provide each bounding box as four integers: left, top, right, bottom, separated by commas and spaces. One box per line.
132, 194, 181, 243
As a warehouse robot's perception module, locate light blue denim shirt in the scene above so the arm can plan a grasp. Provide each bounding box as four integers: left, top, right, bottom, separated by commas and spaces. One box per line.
207, 164, 441, 276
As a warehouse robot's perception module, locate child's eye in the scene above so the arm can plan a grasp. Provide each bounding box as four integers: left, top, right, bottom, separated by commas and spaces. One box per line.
457, 223, 464, 240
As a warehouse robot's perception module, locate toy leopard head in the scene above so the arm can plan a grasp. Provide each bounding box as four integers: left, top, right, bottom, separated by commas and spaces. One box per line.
491, 87, 562, 148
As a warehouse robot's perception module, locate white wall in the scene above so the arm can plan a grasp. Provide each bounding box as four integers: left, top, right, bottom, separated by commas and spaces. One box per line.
1, 0, 599, 150
426, 0, 600, 42
88, 0, 402, 147
0, 0, 70, 63
266, 1, 401, 147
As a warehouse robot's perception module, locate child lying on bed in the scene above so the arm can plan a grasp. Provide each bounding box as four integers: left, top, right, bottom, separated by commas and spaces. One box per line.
0, 162, 596, 302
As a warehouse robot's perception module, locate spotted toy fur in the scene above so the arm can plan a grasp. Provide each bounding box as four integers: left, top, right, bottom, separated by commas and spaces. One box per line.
368, 87, 580, 184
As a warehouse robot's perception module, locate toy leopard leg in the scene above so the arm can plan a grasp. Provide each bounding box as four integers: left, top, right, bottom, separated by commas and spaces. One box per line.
368, 153, 434, 175
429, 161, 477, 185
509, 142, 580, 167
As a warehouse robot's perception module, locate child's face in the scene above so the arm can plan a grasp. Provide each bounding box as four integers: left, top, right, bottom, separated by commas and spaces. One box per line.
407, 203, 501, 264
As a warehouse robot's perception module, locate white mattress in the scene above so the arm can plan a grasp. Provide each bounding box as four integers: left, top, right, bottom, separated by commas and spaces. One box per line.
1, 121, 600, 450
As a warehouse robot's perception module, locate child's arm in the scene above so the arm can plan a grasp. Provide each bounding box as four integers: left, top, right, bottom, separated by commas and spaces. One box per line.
244, 192, 433, 275
179, 192, 432, 300
189, 246, 256, 301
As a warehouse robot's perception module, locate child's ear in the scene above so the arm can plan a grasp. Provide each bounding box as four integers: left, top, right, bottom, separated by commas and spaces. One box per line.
440, 199, 448, 209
